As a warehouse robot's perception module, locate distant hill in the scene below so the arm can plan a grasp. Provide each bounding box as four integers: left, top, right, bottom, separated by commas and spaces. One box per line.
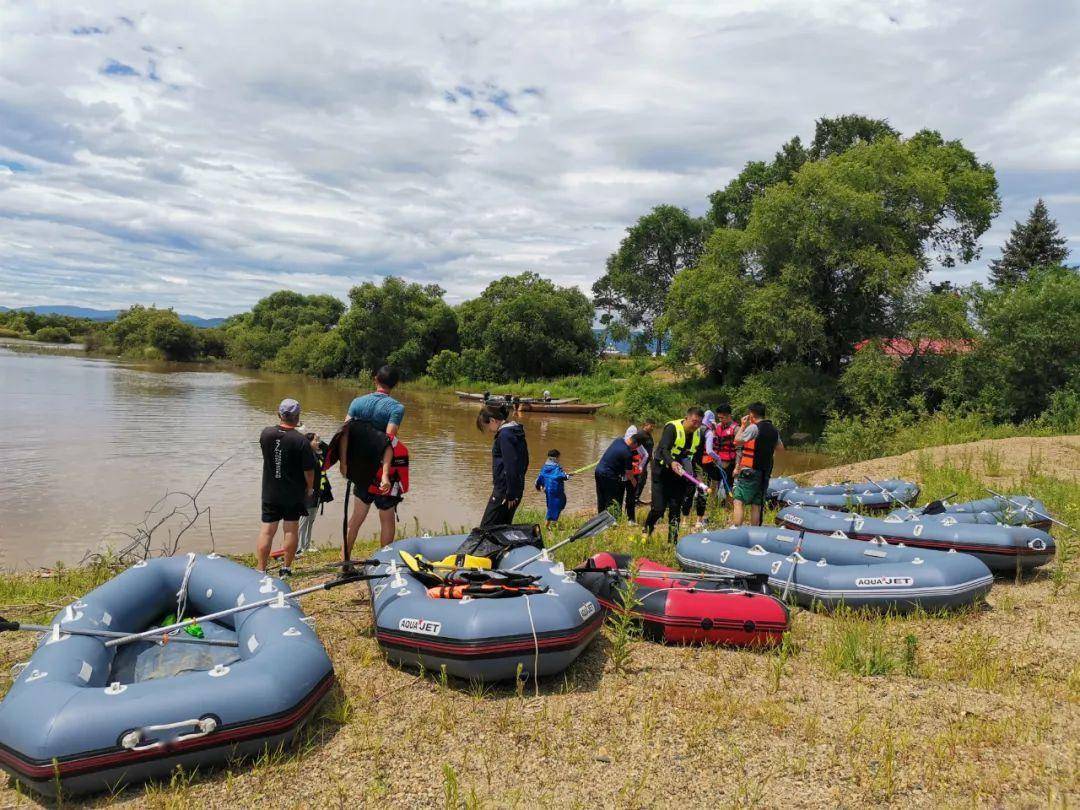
0, 305, 226, 328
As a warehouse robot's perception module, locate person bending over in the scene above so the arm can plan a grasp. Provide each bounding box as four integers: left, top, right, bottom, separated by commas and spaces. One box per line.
594, 431, 641, 518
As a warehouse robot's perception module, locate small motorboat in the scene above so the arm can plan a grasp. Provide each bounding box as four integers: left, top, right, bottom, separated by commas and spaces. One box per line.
574, 552, 788, 647
368, 535, 604, 682
887, 495, 1052, 530
777, 506, 1055, 574
455, 391, 580, 406
515, 401, 608, 414
676, 526, 994, 611
0, 555, 333, 798
777, 479, 919, 512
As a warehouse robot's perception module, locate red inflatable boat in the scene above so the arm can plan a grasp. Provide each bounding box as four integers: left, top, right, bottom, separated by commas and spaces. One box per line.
575, 552, 788, 647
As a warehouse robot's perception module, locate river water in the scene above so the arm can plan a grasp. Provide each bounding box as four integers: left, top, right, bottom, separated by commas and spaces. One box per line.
0, 346, 830, 568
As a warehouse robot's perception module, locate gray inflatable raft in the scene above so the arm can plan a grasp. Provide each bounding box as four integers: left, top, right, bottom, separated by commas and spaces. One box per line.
767, 477, 798, 501
0, 554, 333, 798
777, 506, 1055, 573
888, 495, 1052, 530
676, 526, 993, 611
777, 479, 920, 511
368, 536, 603, 682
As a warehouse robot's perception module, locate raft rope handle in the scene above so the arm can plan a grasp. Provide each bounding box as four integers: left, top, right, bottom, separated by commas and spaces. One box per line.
121, 716, 219, 751
524, 594, 539, 697
175, 552, 197, 624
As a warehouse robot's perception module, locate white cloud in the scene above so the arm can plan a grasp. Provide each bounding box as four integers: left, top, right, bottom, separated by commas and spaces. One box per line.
0, 1, 1077, 316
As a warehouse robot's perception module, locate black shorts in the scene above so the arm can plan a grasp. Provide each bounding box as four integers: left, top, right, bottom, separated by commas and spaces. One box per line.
355, 489, 403, 511
262, 502, 306, 523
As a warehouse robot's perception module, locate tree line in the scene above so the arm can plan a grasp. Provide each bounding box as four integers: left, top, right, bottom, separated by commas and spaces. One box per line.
3, 113, 1075, 447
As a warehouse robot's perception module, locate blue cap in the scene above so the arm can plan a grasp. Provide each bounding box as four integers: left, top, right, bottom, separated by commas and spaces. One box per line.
278, 398, 301, 420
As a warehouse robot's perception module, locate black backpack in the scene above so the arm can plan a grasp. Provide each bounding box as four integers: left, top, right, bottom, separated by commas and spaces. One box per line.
455, 524, 544, 566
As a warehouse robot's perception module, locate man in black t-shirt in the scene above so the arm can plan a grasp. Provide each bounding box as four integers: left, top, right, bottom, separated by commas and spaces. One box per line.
594, 433, 641, 517
256, 398, 315, 575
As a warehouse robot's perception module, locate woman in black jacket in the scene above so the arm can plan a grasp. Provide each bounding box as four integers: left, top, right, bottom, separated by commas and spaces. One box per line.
476, 403, 530, 527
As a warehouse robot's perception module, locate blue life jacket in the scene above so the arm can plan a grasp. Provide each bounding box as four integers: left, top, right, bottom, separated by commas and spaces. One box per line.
535, 460, 567, 499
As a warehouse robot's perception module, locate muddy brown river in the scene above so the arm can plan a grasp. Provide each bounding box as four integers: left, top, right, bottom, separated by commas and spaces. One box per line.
0, 346, 830, 568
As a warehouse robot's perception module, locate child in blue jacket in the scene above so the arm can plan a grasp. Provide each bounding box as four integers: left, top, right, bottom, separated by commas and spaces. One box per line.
535, 449, 569, 527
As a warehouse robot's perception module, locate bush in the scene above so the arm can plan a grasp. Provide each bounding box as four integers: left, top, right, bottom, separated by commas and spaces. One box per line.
427, 350, 462, 385
620, 376, 681, 423
32, 326, 72, 343
0, 327, 23, 339
1040, 385, 1080, 433
457, 348, 502, 382
269, 328, 347, 378
734, 363, 836, 437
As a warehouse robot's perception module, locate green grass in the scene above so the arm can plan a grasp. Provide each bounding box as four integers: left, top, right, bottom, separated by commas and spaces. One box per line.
822, 410, 1075, 463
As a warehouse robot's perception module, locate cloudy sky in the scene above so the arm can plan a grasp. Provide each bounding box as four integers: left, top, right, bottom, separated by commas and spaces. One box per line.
0, 1, 1077, 317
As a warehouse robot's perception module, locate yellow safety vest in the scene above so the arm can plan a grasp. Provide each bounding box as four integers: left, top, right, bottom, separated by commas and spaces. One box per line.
666, 419, 701, 461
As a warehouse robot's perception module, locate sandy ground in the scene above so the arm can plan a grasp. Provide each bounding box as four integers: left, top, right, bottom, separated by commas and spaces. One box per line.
799, 434, 1080, 487
0, 436, 1077, 808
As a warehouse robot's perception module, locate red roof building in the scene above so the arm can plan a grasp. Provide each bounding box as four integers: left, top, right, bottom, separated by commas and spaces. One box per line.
854, 338, 976, 358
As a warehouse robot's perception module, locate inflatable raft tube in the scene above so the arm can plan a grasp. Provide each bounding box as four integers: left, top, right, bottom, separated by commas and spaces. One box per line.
676, 527, 993, 611
767, 477, 798, 501
575, 552, 788, 647
777, 506, 1055, 573
0, 555, 333, 798
888, 495, 1052, 530
368, 536, 604, 682
777, 479, 919, 512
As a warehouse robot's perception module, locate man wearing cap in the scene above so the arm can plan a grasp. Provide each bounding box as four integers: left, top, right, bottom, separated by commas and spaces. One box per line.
256, 398, 315, 575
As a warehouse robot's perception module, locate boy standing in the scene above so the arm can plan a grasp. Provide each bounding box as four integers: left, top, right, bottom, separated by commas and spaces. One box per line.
535, 449, 569, 527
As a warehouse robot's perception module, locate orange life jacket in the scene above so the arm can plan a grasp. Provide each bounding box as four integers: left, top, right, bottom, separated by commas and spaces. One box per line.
738, 437, 757, 471
368, 437, 410, 496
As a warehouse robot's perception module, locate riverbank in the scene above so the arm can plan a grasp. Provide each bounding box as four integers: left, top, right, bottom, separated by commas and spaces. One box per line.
0, 438, 1077, 806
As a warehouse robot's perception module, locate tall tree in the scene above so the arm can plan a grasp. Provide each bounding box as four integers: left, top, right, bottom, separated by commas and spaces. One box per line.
338, 277, 459, 377
707, 115, 896, 231
988, 199, 1070, 288
593, 205, 705, 355
458, 272, 597, 379
808, 114, 899, 159
667, 130, 999, 375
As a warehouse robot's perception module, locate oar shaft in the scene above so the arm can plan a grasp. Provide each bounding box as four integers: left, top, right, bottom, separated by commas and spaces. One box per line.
984, 488, 1073, 532
13, 623, 238, 647
865, 476, 915, 515
105, 578, 336, 648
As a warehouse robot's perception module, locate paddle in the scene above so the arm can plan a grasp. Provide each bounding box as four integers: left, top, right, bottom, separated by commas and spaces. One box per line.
984, 488, 1074, 533
574, 565, 767, 591
507, 511, 617, 572
0, 617, 239, 648
104, 570, 387, 649
920, 493, 958, 516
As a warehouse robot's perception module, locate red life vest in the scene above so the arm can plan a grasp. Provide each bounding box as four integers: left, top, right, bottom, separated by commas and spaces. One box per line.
715, 421, 737, 463
369, 437, 410, 496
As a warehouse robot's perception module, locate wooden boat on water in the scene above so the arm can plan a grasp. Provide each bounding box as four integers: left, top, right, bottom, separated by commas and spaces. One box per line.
455, 391, 581, 406
517, 401, 608, 414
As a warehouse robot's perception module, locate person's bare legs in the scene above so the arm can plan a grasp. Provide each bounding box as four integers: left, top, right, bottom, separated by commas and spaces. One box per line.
281, 519, 300, 568
345, 497, 372, 560
256, 521, 279, 572
751, 504, 763, 527
378, 507, 396, 547
732, 499, 745, 527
